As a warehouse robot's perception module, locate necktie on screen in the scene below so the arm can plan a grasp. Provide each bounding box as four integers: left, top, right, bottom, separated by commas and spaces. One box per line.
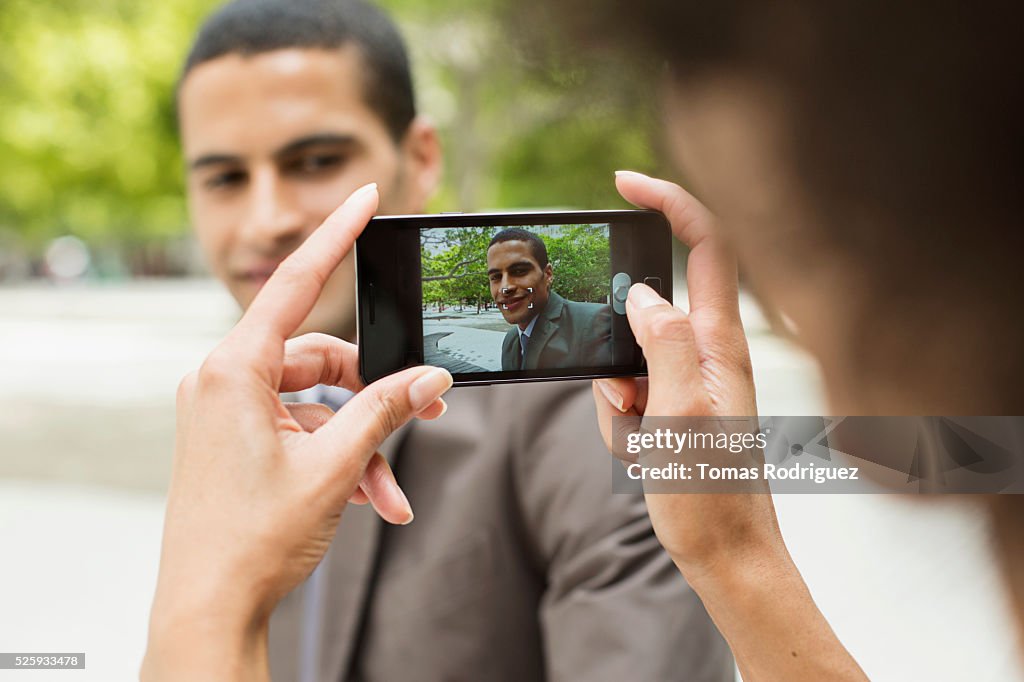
520, 333, 529, 370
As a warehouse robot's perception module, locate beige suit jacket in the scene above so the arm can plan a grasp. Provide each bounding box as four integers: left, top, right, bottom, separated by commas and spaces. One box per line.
268, 381, 732, 681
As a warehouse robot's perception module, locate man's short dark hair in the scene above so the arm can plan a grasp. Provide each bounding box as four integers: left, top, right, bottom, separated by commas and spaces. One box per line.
489, 228, 549, 269
180, 0, 415, 141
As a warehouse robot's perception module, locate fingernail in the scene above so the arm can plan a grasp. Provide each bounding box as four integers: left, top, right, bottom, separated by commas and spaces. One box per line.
615, 170, 648, 179
384, 478, 413, 519
417, 398, 448, 420
391, 492, 414, 526
628, 283, 670, 309
596, 380, 626, 412
396, 487, 415, 525
408, 367, 453, 412
353, 182, 378, 198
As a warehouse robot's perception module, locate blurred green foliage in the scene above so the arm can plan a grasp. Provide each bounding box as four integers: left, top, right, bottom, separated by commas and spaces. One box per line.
0, 0, 210, 249
0, 0, 661, 257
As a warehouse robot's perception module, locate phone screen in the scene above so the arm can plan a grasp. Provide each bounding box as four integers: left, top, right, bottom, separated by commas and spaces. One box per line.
357, 210, 672, 385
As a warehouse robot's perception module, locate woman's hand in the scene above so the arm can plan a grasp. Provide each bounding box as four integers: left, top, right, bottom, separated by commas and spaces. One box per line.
141, 183, 453, 681
594, 172, 866, 681
593, 170, 781, 576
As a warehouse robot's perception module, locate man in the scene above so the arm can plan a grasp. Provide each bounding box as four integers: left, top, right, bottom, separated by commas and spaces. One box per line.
487, 228, 613, 370
176, 1, 732, 680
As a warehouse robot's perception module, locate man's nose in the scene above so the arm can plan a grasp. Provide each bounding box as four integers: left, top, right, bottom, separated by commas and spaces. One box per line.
240, 166, 306, 247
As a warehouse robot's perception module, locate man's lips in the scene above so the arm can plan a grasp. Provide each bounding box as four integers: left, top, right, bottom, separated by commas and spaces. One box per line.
501, 296, 528, 312
234, 260, 285, 285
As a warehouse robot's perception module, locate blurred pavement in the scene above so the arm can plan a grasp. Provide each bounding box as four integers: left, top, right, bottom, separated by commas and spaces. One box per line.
0, 280, 234, 680
0, 281, 1021, 681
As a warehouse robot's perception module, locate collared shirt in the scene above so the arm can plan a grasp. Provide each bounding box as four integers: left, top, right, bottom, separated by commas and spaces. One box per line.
291, 383, 354, 682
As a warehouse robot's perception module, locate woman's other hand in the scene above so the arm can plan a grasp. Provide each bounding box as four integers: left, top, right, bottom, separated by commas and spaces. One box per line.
593, 171, 779, 577
593, 172, 865, 681
142, 183, 452, 681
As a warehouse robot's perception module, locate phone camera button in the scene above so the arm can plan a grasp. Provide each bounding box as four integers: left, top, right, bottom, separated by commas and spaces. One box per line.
611, 272, 632, 314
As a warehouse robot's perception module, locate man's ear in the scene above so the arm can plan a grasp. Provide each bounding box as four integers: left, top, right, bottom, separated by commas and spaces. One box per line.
544, 263, 554, 287
398, 115, 443, 210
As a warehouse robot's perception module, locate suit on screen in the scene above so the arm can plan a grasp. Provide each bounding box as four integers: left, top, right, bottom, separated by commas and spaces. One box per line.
500, 291, 613, 371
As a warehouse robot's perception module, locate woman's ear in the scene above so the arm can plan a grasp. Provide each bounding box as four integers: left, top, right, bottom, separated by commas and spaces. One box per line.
399, 115, 443, 210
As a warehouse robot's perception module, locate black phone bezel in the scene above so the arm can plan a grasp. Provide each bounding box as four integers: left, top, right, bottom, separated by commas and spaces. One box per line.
356, 209, 672, 386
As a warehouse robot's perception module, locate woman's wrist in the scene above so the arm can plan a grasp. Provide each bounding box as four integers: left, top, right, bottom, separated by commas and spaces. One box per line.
142, 575, 273, 681
673, 538, 866, 680
143, 607, 270, 681
670, 529, 794, 598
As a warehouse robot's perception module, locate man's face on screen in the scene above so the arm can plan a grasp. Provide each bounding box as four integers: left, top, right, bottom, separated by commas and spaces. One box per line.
486, 240, 553, 327
178, 46, 440, 339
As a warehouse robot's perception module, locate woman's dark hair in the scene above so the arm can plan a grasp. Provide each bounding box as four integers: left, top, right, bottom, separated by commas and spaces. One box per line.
526, 3, 1022, 252
519, 1, 1024, 408
521, 0, 1024, 629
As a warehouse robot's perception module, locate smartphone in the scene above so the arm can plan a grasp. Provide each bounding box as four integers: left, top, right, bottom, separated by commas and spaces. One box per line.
356, 210, 672, 386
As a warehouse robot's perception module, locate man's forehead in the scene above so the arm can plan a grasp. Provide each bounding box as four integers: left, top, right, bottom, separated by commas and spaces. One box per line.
488, 240, 537, 265
178, 46, 380, 156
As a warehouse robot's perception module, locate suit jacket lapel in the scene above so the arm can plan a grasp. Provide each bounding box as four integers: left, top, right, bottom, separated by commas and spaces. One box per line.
318, 423, 411, 681
501, 328, 519, 371
524, 293, 564, 368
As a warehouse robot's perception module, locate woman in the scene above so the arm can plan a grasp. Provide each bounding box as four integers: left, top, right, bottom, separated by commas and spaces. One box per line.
572, 3, 1023, 678
142, 3, 1023, 680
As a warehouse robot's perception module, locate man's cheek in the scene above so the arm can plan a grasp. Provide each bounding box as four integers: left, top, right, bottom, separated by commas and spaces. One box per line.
201, 239, 241, 302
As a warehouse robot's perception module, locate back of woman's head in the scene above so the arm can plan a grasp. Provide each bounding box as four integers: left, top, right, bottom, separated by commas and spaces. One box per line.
518, 0, 1024, 641
519, 1, 1023, 412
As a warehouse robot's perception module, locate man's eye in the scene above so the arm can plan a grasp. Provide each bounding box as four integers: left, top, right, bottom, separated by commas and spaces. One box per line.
204, 170, 247, 191
289, 154, 345, 175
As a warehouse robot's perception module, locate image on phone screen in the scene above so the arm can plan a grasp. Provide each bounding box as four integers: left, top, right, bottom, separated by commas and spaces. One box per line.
356, 210, 672, 386
421, 223, 613, 374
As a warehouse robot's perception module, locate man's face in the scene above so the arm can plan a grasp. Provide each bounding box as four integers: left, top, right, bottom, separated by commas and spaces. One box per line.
178, 46, 440, 339
486, 240, 553, 327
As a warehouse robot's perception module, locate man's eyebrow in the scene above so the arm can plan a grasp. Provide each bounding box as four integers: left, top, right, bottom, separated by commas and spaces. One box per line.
189, 154, 243, 171
273, 133, 358, 159
187, 134, 358, 172
488, 260, 534, 276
